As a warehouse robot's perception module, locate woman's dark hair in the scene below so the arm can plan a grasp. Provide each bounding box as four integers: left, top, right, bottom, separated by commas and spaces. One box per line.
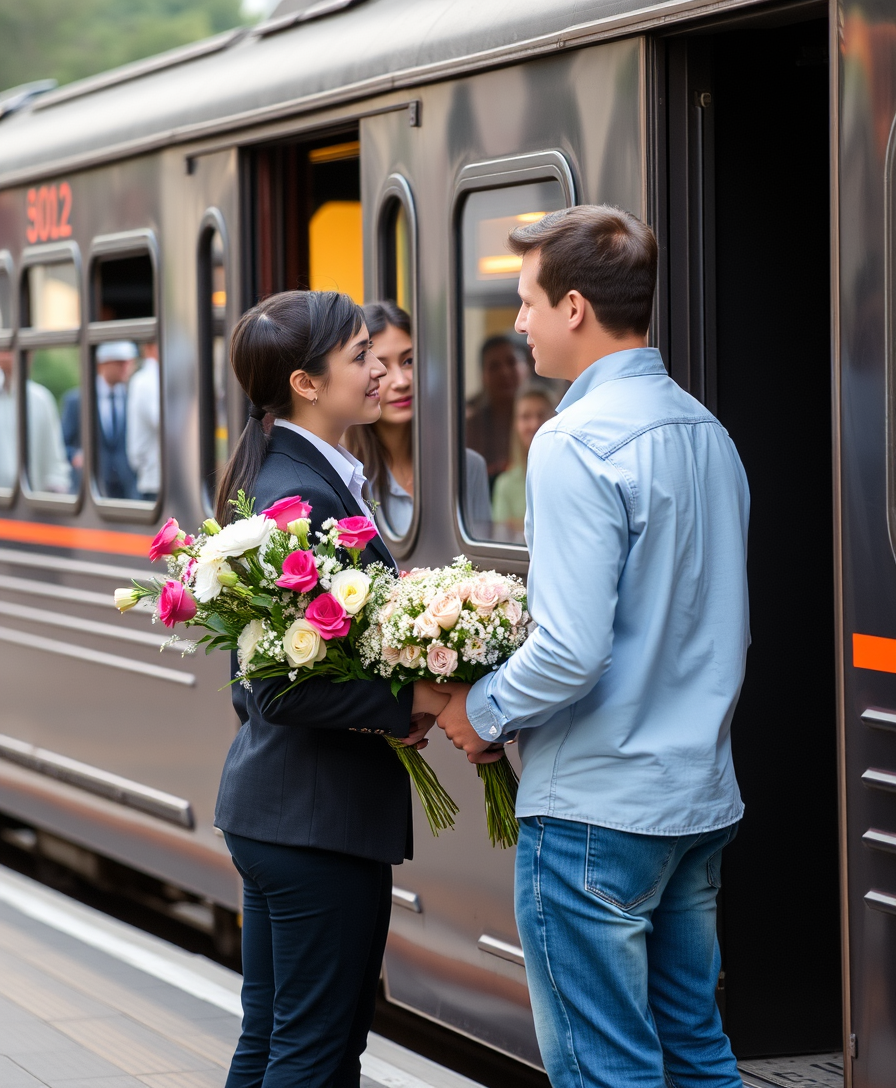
215, 290, 364, 522
344, 301, 412, 506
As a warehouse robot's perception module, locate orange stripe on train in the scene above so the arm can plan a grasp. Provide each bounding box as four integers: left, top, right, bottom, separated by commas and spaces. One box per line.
853, 633, 896, 674
0, 519, 154, 558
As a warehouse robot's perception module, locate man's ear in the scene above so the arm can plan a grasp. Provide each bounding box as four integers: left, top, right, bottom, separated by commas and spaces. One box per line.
567, 290, 589, 332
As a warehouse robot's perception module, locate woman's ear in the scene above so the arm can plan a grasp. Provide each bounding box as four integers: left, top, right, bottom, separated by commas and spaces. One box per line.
290, 369, 319, 405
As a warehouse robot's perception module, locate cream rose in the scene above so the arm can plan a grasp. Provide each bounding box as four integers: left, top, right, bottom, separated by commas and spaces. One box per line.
329, 569, 371, 615
426, 644, 458, 677
114, 588, 139, 612
382, 645, 402, 666
413, 610, 441, 639
282, 618, 327, 669
428, 590, 462, 630
399, 644, 423, 669
457, 581, 474, 601
237, 619, 266, 671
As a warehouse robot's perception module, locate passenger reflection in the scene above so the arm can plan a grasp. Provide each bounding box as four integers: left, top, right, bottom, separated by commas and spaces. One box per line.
87, 340, 139, 499
465, 334, 527, 481
346, 301, 491, 538
492, 387, 556, 544
0, 348, 72, 494
127, 342, 160, 502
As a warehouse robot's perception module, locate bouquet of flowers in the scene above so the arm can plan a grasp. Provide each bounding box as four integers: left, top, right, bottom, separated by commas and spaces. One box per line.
114, 491, 458, 836
358, 557, 529, 847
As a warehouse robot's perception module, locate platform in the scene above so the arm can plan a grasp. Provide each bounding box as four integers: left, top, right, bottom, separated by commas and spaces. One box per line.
0, 865, 482, 1088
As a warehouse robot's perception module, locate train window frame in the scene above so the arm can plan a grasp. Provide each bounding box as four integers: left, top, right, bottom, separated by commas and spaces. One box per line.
197, 208, 233, 517
87, 230, 162, 524
17, 242, 84, 512
373, 174, 420, 557
0, 251, 16, 508
450, 151, 576, 565
886, 116, 896, 566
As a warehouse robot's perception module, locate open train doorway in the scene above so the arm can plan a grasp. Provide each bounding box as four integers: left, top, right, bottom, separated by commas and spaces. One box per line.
659, 6, 841, 1071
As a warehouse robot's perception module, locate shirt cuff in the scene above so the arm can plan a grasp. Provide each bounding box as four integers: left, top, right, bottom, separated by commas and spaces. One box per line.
466, 673, 507, 743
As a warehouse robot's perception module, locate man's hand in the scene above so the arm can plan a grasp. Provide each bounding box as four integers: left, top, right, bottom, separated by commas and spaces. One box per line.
432, 683, 505, 764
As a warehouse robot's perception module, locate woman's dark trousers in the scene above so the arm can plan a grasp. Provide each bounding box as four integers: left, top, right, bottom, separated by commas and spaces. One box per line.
223, 832, 392, 1088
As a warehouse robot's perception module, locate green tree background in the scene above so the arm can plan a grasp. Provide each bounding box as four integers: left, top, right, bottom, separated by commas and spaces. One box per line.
0, 0, 258, 95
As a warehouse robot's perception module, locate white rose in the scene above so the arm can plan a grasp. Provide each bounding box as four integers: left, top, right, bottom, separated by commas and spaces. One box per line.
237, 619, 266, 672
330, 569, 371, 615
413, 610, 441, 639
194, 557, 232, 603
200, 515, 274, 561
399, 644, 423, 669
114, 588, 139, 612
282, 619, 327, 669
428, 590, 462, 630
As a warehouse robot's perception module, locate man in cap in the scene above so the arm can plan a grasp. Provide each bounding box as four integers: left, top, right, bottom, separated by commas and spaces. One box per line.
62, 340, 138, 499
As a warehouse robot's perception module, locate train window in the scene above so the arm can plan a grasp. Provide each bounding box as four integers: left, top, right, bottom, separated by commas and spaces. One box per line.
458, 180, 564, 543
23, 261, 80, 330
0, 348, 18, 496
90, 340, 160, 503
0, 265, 12, 331
93, 254, 155, 321
198, 221, 229, 511
23, 346, 80, 497
382, 198, 413, 317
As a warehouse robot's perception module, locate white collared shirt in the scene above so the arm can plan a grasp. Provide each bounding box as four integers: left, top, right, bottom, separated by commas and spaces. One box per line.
274, 418, 367, 514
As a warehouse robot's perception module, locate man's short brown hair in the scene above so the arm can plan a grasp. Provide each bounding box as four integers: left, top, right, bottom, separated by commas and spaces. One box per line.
508, 204, 657, 337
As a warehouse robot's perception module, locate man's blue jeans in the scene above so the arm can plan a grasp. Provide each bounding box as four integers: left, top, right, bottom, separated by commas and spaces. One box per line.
515, 816, 741, 1088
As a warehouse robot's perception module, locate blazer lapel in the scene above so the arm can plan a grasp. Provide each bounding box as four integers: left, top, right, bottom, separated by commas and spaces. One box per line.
267, 427, 397, 570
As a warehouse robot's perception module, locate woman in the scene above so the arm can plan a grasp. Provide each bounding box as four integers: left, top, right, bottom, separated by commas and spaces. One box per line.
213, 291, 445, 1088
491, 386, 555, 543
346, 301, 491, 538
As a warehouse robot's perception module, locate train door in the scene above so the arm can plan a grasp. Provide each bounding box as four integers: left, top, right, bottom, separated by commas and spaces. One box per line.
837, 3, 896, 1086
657, 4, 844, 1074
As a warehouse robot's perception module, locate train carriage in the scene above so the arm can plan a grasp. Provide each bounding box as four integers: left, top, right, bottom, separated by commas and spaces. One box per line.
0, 0, 894, 1082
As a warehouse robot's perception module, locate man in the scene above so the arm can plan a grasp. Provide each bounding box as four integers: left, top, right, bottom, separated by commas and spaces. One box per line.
0, 348, 71, 494
436, 205, 750, 1088
63, 340, 138, 499
126, 342, 160, 502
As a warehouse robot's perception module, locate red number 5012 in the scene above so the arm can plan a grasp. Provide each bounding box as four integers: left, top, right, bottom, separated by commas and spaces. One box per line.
26, 183, 73, 245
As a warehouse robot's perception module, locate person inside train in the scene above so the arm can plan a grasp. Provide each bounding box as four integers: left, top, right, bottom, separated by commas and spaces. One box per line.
491, 385, 555, 543
126, 341, 161, 502
465, 333, 527, 481
212, 290, 448, 1088
0, 347, 71, 494
63, 340, 139, 499
434, 205, 749, 1088
345, 300, 491, 538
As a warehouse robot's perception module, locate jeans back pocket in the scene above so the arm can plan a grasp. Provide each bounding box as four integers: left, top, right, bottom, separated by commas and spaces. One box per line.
585, 824, 679, 911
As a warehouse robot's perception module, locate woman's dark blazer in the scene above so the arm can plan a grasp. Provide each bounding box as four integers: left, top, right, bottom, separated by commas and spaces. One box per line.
214, 426, 414, 865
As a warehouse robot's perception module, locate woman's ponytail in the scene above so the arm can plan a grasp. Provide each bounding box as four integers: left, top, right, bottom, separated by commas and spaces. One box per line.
214, 291, 363, 523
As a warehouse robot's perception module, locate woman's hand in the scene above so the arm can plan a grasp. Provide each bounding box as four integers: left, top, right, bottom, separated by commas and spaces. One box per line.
412, 680, 450, 719
400, 712, 435, 749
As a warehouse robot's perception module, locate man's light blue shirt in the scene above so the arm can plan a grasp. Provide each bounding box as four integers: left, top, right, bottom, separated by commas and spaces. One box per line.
466, 348, 750, 835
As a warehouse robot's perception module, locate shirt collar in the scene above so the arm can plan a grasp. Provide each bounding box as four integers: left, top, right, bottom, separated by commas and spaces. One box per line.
273, 418, 366, 490
558, 348, 667, 413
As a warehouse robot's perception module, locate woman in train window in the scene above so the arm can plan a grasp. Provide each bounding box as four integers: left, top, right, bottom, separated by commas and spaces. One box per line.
212, 291, 445, 1088
491, 385, 556, 543
346, 300, 492, 538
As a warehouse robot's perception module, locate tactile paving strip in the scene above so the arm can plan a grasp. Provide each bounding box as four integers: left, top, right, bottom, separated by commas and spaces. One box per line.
739, 1052, 844, 1088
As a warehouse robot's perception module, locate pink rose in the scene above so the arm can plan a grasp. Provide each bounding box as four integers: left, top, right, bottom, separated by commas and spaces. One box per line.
469, 580, 503, 613
335, 516, 379, 550
399, 644, 423, 669
426, 644, 458, 677
262, 495, 312, 531
150, 518, 189, 561
158, 580, 197, 627
276, 550, 318, 593
457, 581, 474, 601
502, 598, 523, 625
382, 645, 402, 666
304, 592, 351, 640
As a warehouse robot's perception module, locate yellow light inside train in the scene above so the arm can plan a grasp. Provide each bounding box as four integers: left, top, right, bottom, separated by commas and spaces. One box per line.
516, 211, 546, 223
211, 290, 226, 308
309, 200, 364, 302
478, 254, 523, 276
309, 141, 361, 164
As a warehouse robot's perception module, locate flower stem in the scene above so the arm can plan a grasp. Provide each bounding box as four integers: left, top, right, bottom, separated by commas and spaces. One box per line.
477, 754, 520, 848
386, 737, 459, 836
